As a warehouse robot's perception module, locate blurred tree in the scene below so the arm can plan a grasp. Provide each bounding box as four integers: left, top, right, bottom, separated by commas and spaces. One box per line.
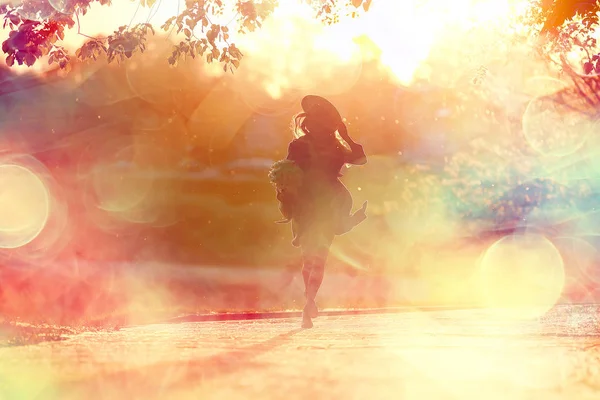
541, 0, 599, 33
1, 0, 371, 72
539, 1, 600, 100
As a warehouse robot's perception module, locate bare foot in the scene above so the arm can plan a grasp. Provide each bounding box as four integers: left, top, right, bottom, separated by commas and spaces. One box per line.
301, 319, 313, 329
301, 312, 313, 329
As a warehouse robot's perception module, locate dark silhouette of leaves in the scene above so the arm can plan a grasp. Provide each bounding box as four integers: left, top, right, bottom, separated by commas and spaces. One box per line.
0, 0, 365, 72
75, 39, 107, 61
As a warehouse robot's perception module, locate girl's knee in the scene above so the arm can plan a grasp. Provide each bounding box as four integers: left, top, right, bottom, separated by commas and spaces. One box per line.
302, 262, 312, 275
303, 254, 325, 270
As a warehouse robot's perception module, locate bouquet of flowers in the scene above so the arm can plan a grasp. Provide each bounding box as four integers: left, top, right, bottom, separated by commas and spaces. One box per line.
268, 159, 304, 223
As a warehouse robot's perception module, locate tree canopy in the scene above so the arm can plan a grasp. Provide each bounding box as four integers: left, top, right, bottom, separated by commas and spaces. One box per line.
2, 0, 600, 80
0, 0, 374, 72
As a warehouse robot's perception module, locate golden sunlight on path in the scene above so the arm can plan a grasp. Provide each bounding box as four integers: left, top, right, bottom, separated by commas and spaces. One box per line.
2, 306, 600, 399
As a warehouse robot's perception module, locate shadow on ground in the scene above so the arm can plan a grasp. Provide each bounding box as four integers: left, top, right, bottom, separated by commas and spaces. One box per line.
60, 328, 303, 398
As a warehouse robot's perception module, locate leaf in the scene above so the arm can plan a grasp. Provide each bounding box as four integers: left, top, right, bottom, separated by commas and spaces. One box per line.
24, 53, 36, 67
6, 54, 14, 67
161, 16, 176, 31
351, 0, 362, 8
228, 44, 243, 59
8, 14, 19, 25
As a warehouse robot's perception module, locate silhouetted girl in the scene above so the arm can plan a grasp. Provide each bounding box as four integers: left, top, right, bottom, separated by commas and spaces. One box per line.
269, 95, 368, 328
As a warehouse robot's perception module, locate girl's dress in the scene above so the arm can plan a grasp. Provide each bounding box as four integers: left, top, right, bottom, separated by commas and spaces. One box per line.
270, 135, 365, 249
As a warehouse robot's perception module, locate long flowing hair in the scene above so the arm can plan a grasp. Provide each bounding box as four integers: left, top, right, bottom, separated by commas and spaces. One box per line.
290, 112, 351, 151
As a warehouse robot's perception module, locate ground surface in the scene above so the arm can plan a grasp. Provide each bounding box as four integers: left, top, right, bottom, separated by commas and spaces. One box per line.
2, 304, 600, 399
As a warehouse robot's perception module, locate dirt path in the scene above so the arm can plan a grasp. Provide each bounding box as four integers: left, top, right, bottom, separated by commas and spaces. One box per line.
2, 305, 600, 399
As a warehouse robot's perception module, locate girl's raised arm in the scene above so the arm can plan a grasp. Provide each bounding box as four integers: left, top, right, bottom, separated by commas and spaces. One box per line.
338, 123, 367, 165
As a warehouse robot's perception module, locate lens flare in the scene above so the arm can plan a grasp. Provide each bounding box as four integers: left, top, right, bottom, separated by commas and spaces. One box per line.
187, 82, 255, 150
523, 76, 569, 98
48, 0, 68, 14
479, 234, 565, 318
124, 40, 217, 114
554, 236, 600, 288
89, 137, 167, 214
522, 95, 596, 157
0, 164, 50, 249
77, 66, 136, 107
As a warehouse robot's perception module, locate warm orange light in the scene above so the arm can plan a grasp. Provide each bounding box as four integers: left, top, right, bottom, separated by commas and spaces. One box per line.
2, 0, 540, 87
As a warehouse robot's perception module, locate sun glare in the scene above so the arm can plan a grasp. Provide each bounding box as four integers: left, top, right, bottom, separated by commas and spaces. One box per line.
2, 0, 592, 313
2, 0, 540, 87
